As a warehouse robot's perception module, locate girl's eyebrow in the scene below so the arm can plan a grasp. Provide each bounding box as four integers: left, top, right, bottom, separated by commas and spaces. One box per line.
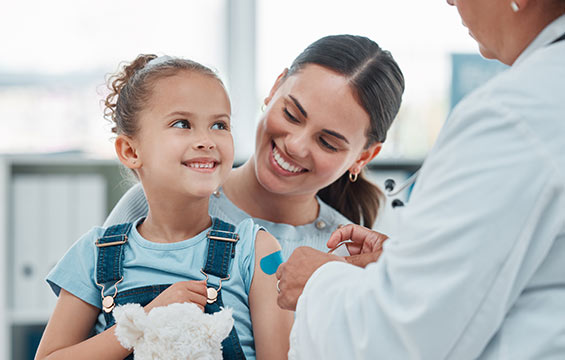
167, 110, 194, 117
288, 94, 308, 118
167, 110, 230, 119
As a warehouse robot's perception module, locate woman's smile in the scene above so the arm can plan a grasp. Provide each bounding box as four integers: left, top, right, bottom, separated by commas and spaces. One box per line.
270, 142, 308, 176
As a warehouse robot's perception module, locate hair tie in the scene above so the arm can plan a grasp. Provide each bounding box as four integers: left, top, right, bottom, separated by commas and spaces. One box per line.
142, 55, 175, 72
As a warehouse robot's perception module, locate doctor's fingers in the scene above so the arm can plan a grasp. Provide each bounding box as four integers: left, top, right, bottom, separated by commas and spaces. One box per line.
276, 278, 299, 311
327, 224, 387, 254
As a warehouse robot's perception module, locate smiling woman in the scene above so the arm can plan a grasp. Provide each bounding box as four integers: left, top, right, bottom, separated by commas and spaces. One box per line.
104, 35, 405, 261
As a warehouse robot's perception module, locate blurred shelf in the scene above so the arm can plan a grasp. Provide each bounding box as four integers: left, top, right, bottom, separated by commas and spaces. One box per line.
8, 310, 52, 326
368, 157, 423, 172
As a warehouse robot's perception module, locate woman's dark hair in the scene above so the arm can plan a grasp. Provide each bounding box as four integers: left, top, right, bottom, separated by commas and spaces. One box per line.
104, 54, 223, 136
286, 35, 405, 227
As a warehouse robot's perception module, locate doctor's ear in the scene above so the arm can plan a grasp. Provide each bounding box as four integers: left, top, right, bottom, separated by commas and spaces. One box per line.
265, 68, 289, 106
115, 135, 142, 169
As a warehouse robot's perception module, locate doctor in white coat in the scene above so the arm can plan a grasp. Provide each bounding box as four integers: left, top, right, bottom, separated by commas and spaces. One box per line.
276, 0, 565, 358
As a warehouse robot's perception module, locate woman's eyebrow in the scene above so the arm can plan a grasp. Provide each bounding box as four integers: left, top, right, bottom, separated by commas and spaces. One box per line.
322, 129, 349, 144
288, 94, 308, 118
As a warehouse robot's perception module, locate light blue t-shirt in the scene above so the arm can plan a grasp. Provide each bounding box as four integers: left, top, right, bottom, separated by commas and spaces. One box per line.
47, 217, 260, 359
104, 183, 353, 261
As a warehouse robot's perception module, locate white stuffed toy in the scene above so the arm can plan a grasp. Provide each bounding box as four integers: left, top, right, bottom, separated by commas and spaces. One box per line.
113, 302, 234, 360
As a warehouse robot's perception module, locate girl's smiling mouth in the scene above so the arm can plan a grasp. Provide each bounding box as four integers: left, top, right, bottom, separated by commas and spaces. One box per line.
182, 159, 218, 172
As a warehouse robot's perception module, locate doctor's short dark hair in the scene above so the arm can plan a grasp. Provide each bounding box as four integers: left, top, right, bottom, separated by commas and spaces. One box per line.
286, 34, 405, 227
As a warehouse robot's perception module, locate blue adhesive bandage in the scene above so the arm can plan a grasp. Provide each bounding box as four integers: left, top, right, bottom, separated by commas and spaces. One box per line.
260, 250, 284, 275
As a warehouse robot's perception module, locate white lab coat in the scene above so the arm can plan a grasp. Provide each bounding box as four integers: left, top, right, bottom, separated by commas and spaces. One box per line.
290, 15, 565, 360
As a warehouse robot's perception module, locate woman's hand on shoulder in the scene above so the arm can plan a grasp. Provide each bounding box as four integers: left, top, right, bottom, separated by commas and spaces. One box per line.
144, 280, 208, 312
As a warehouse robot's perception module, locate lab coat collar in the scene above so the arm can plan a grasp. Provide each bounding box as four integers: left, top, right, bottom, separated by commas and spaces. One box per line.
514, 14, 565, 66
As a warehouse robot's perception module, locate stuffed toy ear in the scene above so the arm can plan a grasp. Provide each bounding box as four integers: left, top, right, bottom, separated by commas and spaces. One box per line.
211, 307, 235, 343
113, 303, 148, 350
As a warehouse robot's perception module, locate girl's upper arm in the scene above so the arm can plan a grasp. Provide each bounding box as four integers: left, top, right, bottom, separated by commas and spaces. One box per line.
35, 289, 131, 360
35, 289, 101, 358
249, 230, 293, 360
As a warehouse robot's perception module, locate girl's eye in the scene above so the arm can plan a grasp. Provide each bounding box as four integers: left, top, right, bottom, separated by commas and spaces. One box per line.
283, 107, 299, 123
319, 137, 338, 152
211, 121, 229, 131
172, 120, 190, 129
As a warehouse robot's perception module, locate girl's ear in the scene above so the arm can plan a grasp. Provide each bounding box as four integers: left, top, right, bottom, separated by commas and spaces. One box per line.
115, 134, 141, 169
349, 142, 382, 174
264, 68, 289, 106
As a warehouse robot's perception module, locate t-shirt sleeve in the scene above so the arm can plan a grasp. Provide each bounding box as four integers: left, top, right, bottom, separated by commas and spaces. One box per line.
235, 218, 263, 294
46, 227, 105, 308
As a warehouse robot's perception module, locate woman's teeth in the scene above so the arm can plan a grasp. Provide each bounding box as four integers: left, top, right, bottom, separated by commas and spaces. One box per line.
273, 147, 303, 173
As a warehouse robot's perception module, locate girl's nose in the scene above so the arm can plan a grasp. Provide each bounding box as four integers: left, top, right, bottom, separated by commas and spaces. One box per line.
193, 132, 215, 150
446, 0, 455, 6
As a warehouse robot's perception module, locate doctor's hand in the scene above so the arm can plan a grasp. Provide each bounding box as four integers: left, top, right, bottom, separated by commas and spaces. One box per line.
327, 224, 388, 260
276, 246, 345, 311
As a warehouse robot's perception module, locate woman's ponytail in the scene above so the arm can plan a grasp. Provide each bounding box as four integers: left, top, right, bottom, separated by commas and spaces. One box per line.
317, 170, 383, 227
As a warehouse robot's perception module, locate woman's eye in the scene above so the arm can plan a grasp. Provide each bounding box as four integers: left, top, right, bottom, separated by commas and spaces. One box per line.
172, 120, 190, 129
283, 107, 299, 123
211, 121, 229, 131
320, 137, 338, 152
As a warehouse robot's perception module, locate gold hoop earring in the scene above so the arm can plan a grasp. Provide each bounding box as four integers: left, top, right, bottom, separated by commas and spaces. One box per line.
510, 1, 520, 12
349, 171, 358, 183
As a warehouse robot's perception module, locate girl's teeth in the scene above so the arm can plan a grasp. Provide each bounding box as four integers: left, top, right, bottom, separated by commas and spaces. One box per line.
273, 147, 302, 173
189, 162, 214, 169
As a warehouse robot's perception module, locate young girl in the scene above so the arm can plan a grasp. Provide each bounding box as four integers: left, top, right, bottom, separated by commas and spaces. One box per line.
35, 54, 293, 360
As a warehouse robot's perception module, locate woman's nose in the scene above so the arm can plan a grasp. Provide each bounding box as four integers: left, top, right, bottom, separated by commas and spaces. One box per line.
285, 131, 309, 159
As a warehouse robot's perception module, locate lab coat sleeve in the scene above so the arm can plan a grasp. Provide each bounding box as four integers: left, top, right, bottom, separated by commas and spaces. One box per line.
290, 93, 564, 359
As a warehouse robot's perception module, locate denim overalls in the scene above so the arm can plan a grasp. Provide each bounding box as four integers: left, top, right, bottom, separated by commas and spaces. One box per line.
94, 218, 246, 360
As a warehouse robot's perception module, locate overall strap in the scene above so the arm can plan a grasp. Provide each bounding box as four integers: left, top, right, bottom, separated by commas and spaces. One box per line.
203, 217, 239, 278
204, 218, 246, 360
95, 223, 132, 284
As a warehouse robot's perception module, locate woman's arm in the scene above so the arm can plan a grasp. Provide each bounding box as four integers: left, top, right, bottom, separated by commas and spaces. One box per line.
35, 289, 131, 360
249, 231, 293, 360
